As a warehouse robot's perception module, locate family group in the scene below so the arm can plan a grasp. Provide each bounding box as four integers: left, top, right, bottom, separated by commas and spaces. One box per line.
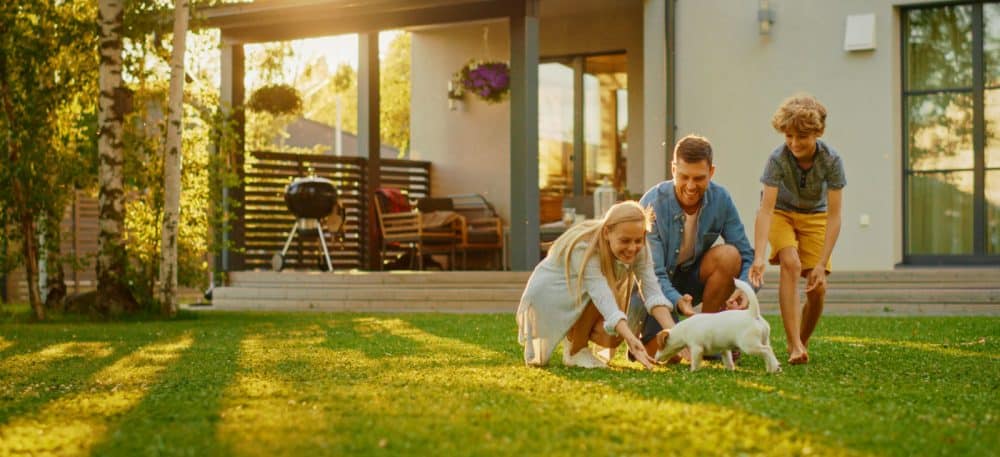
517, 94, 847, 370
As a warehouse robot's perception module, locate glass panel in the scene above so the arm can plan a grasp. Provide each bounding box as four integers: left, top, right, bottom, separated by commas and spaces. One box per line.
905, 5, 972, 90
988, 171, 1000, 254
906, 92, 974, 170
907, 171, 974, 255
985, 3, 1000, 87
583, 54, 627, 193
538, 62, 573, 196
987, 89, 1000, 168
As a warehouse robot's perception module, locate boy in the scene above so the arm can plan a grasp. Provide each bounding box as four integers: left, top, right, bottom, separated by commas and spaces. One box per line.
749, 94, 846, 365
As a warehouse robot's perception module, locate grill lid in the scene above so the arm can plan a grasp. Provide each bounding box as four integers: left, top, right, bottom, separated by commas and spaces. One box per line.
284, 176, 338, 219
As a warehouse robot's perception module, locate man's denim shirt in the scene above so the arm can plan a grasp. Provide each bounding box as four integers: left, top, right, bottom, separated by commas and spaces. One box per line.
639, 181, 754, 305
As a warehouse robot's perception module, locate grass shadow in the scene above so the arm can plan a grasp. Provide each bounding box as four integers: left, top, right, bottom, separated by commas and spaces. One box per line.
0, 328, 167, 426
88, 320, 246, 456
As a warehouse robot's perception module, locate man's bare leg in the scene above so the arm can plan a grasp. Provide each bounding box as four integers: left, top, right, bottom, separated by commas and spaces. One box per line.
698, 244, 742, 313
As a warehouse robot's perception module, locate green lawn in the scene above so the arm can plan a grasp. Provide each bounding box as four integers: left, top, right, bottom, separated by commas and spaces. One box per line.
0, 308, 997, 456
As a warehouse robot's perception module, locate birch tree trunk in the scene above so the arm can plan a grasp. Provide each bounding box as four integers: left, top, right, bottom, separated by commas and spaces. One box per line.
97, 0, 137, 315
159, 0, 188, 316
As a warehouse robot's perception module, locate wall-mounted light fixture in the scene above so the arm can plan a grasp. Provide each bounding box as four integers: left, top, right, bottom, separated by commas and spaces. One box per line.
758, 0, 775, 35
447, 80, 464, 111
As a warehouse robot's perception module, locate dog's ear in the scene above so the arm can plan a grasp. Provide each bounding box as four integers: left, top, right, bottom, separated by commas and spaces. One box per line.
655, 329, 670, 350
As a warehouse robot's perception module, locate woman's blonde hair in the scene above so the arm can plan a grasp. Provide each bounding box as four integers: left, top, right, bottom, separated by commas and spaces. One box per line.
548, 201, 654, 312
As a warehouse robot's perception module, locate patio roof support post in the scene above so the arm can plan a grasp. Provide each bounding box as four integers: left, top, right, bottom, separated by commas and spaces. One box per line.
359, 31, 381, 270
572, 56, 584, 197
509, 0, 540, 271
643, 0, 670, 186
219, 40, 246, 275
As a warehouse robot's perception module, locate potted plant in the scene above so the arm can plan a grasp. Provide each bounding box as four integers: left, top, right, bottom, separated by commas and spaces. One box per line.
452, 60, 510, 104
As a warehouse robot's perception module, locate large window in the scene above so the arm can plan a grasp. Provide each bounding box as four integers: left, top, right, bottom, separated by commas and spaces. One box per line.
538, 53, 627, 221
903, 3, 1000, 263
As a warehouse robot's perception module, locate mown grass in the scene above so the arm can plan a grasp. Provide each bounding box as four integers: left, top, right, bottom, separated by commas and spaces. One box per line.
0, 305, 997, 456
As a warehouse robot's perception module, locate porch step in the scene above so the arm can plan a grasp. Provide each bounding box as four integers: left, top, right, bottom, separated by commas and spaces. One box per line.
206, 268, 1000, 315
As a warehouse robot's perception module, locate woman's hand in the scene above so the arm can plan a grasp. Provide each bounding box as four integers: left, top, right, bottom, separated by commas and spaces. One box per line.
749, 258, 766, 288
626, 337, 655, 369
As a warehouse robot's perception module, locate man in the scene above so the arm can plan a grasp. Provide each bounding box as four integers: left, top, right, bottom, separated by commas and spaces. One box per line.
636, 134, 755, 356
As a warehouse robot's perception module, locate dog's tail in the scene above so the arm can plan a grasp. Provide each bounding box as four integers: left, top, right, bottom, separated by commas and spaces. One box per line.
734, 278, 761, 320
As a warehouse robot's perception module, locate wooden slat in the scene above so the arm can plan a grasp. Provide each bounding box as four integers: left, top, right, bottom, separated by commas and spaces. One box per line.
242, 150, 432, 271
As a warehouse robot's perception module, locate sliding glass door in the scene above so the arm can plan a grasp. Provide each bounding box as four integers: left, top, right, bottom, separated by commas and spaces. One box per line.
538, 53, 627, 221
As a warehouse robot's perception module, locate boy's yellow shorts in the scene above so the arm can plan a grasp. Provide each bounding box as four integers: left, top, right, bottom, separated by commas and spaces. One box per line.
768, 209, 832, 274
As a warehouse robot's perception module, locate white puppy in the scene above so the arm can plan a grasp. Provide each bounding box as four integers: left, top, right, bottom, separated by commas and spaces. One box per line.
654, 279, 781, 373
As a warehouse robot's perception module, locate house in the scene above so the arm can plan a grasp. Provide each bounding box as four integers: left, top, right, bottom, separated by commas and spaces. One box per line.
206, 0, 1000, 271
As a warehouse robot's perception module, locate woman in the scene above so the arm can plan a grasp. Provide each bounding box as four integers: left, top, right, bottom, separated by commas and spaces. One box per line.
516, 201, 677, 369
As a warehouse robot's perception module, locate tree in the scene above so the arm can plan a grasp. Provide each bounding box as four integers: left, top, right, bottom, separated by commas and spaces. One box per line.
159, 0, 189, 316
379, 32, 411, 155
97, 0, 138, 315
0, 1, 98, 319
302, 32, 411, 156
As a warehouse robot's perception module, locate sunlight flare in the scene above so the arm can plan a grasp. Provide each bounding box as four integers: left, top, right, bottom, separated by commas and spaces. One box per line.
821, 335, 996, 359
0, 342, 115, 390
217, 326, 348, 456
0, 335, 193, 456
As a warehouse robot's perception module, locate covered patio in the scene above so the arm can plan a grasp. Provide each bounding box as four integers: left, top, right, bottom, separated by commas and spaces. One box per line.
204, 0, 550, 273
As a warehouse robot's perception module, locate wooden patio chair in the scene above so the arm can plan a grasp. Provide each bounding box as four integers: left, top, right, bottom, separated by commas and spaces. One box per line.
373, 193, 459, 270
447, 193, 505, 270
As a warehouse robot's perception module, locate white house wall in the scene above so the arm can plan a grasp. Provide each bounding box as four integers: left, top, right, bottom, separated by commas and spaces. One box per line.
410, 2, 646, 225
672, 0, 939, 271
410, 22, 513, 220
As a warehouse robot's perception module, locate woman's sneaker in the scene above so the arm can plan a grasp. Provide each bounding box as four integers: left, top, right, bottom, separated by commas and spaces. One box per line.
563, 345, 608, 369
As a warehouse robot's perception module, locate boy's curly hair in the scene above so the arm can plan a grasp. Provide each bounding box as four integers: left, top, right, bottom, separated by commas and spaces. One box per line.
772, 94, 827, 135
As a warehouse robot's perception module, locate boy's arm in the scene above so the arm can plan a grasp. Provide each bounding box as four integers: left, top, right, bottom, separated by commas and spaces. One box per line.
750, 186, 779, 287
807, 188, 843, 291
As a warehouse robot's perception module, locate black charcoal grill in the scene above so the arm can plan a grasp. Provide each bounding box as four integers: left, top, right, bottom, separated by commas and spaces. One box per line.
272, 176, 345, 271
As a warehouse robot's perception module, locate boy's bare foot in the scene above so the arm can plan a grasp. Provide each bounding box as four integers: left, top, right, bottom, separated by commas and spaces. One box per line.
788, 351, 809, 365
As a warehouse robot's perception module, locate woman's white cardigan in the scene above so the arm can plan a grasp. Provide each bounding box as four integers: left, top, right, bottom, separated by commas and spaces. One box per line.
515, 241, 672, 366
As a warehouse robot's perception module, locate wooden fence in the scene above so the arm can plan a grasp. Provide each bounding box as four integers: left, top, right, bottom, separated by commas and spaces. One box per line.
3, 190, 100, 302
242, 151, 431, 271
1, 152, 432, 301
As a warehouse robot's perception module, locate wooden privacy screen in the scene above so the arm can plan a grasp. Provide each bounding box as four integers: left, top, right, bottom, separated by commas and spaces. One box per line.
4, 190, 99, 302
244, 151, 431, 271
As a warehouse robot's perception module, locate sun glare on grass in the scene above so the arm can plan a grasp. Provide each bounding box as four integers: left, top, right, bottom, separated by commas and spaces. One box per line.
821, 335, 996, 359
213, 318, 860, 456
0, 336, 12, 352
1, 341, 115, 388
0, 335, 194, 457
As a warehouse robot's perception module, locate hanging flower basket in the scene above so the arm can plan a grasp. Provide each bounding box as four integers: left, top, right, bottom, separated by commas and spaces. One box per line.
247, 84, 302, 115
452, 60, 510, 104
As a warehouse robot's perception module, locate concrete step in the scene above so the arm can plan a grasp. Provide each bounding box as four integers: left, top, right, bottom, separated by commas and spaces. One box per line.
207, 268, 1000, 314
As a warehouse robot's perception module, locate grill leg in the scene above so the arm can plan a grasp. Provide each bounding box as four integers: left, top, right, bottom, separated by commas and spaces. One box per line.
316, 221, 333, 272
280, 220, 299, 256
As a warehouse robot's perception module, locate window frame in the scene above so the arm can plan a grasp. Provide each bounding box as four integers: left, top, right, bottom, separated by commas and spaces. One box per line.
901, 1, 1000, 264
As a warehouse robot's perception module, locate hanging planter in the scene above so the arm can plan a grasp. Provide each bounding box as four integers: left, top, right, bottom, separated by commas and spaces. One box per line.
247, 83, 302, 115
452, 60, 510, 104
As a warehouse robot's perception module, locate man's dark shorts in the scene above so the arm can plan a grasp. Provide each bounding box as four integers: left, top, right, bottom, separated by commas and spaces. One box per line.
638, 258, 705, 345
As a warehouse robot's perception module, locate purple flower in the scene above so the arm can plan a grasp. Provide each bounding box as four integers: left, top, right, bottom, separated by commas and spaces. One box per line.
456, 60, 510, 103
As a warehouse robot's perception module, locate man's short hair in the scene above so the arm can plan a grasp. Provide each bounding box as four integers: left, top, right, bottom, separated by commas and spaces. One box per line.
673, 134, 713, 167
